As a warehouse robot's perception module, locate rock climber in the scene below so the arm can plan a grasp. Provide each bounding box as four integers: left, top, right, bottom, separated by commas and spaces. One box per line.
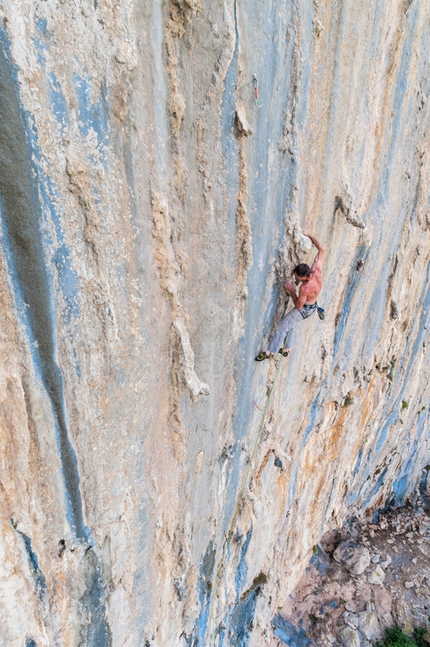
255, 230, 325, 361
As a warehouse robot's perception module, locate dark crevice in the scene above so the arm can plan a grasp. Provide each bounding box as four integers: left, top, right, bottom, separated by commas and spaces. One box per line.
0, 28, 111, 645
80, 547, 113, 647
188, 541, 216, 646
0, 28, 85, 541
11, 519, 47, 603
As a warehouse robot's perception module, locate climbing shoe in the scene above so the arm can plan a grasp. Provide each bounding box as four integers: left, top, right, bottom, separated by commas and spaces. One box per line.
255, 351, 270, 361
279, 348, 290, 357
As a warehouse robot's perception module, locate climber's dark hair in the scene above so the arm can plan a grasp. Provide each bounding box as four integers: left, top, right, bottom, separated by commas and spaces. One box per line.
293, 263, 311, 278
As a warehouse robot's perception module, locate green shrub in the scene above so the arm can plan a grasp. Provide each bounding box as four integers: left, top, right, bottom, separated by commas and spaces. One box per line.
375, 627, 416, 646
413, 627, 430, 647
375, 626, 430, 647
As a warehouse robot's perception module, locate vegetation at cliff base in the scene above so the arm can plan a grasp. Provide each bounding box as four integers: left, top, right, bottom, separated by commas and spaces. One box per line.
376, 627, 430, 647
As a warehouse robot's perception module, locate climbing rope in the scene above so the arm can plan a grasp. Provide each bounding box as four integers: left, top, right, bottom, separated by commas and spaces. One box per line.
208, 354, 284, 641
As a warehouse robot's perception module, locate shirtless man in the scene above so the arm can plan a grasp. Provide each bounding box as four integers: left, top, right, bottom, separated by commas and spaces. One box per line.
255, 230, 325, 361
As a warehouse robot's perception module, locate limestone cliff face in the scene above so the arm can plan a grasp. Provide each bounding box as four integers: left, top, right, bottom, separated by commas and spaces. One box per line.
0, 1, 429, 645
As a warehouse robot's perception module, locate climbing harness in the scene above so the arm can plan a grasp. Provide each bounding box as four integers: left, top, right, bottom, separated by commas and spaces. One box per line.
253, 74, 262, 108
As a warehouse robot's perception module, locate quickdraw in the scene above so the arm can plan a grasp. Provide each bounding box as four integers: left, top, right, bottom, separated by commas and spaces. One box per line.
253, 74, 262, 108
252, 399, 264, 411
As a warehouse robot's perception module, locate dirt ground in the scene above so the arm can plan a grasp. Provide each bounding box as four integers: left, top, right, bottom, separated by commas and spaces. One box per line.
271, 502, 430, 646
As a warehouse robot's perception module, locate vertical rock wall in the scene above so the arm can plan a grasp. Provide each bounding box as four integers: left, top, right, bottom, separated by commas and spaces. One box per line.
0, 0, 429, 645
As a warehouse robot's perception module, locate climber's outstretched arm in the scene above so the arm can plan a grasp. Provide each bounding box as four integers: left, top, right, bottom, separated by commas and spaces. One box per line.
302, 230, 325, 272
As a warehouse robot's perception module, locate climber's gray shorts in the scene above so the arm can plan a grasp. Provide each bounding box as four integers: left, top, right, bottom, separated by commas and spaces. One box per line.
268, 304, 317, 353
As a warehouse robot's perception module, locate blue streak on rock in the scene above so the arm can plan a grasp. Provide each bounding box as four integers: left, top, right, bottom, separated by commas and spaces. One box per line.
189, 541, 216, 646
360, 467, 389, 510
0, 28, 85, 539
217, 0, 242, 538
24, 132, 81, 330
48, 72, 70, 131
224, 0, 301, 539
220, 0, 240, 245
229, 588, 260, 647
333, 244, 368, 357
30, 30, 70, 134
234, 526, 253, 597
380, 3, 419, 192
0, 27, 111, 646
309, 545, 330, 574
391, 413, 428, 505
15, 527, 47, 603
285, 392, 323, 511
272, 614, 309, 647
347, 263, 430, 507
359, 258, 393, 360
26, 22, 79, 330
73, 70, 110, 159
36, 17, 49, 36
227, 572, 267, 647
80, 547, 112, 647
33, 36, 47, 68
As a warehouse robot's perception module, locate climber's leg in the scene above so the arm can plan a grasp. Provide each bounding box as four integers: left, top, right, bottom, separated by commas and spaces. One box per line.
267, 308, 303, 354
280, 328, 294, 352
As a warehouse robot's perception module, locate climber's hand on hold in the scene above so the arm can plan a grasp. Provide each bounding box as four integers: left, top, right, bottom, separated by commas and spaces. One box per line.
284, 282, 296, 294
301, 229, 310, 237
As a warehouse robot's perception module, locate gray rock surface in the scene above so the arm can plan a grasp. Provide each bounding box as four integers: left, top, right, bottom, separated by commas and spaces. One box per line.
357, 610, 381, 641
338, 626, 361, 647
274, 506, 430, 647
334, 540, 371, 575
0, 0, 429, 645
368, 564, 385, 585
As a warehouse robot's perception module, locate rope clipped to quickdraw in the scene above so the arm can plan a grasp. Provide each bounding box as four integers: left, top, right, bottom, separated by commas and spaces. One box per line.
253, 74, 262, 108
208, 357, 283, 639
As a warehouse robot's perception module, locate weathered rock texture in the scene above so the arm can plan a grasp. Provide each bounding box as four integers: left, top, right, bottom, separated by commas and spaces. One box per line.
0, 0, 429, 645
272, 502, 430, 647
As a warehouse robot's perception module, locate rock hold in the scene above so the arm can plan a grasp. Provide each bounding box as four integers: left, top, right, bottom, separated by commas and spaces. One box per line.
335, 188, 366, 229
334, 540, 371, 575
357, 610, 381, 641
338, 625, 361, 647
173, 318, 210, 397
235, 107, 253, 137
368, 564, 385, 585
114, 42, 137, 70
